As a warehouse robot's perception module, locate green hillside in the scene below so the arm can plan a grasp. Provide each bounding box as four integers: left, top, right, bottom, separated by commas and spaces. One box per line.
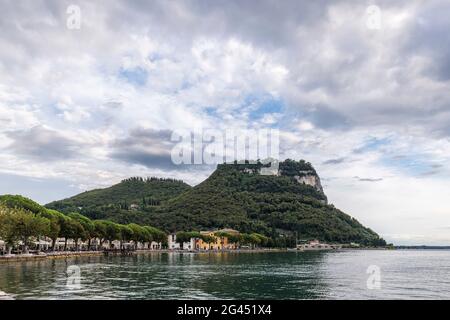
144, 161, 384, 246
45, 160, 386, 246
46, 177, 191, 223
0, 194, 167, 251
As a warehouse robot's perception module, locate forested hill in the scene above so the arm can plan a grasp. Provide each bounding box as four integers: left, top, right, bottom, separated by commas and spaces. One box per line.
143, 160, 385, 246
46, 177, 191, 220
46, 160, 386, 246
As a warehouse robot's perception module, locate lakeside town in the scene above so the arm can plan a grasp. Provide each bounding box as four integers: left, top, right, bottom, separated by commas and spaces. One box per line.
0, 226, 351, 262
0, 194, 370, 263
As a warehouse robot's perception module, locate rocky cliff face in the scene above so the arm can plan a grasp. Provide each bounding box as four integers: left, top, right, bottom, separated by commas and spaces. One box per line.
230, 159, 327, 203
291, 171, 324, 194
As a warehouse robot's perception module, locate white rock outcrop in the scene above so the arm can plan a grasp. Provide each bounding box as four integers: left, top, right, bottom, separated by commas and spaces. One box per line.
293, 172, 324, 194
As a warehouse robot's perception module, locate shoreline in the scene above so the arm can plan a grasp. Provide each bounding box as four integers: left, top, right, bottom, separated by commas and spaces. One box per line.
1, 247, 442, 265
0, 251, 104, 263
0, 248, 291, 263
0, 247, 395, 263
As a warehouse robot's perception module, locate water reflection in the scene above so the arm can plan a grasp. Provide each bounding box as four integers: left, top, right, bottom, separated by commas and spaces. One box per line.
1, 250, 449, 299
0, 252, 328, 299
187, 252, 329, 299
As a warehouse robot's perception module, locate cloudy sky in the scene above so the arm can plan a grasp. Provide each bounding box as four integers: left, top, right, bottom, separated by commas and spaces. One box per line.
1, 0, 450, 245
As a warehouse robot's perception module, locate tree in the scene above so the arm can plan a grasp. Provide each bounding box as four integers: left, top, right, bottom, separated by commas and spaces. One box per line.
0, 205, 20, 254
0, 195, 46, 215
120, 225, 134, 249
175, 231, 188, 249
240, 233, 259, 249
176, 231, 202, 249
1, 207, 50, 254
128, 223, 148, 249
227, 234, 242, 248
93, 220, 108, 249
68, 213, 95, 250
40, 209, 64, 251
139, 227, 152, 247
1, 196, 169, 253
145, 226, 166, 243
144, 226, 167, 248
252, 233, 269, 247
103, 221, 121, 248
60, 216, 85, 251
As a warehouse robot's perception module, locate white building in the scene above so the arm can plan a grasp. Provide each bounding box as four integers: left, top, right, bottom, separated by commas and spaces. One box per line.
130, 203, 140, 210
132, 241, 162, 250
149, 241, 162, 250
297, 239, 338, 251
168, 234, 195, 250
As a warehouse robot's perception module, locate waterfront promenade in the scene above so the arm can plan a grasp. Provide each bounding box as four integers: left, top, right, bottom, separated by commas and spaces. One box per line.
0, 248, 292, 263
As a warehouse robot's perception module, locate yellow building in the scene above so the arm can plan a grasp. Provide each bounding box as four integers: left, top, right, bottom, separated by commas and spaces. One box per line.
195, 229, 240, 250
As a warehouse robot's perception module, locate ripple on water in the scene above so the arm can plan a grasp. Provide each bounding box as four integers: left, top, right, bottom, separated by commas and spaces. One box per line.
1, 250, 450, 299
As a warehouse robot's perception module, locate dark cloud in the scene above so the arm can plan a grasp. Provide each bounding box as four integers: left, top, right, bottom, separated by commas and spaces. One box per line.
403, 1, 450, 81
5, 126, 81, 161
323, 157, 346, 165
0, 118, 11, 125
110, 128, 215, 171
115, 0, 332, 50
287, 104, 353, 131
352, 137, 390, 154
307, 104, 353, 130
110, 128, 177, 170
419, 170, 440, 177
102, 101, 123, 110
113, 128, 174, 148
353, 176, 383, 182
112, 149, 181, 170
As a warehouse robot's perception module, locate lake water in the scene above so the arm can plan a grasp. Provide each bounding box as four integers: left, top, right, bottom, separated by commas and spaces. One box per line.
1, 250, 449, 300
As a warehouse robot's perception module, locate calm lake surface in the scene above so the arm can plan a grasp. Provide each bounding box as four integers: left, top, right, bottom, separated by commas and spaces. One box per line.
1, 250, 449, 300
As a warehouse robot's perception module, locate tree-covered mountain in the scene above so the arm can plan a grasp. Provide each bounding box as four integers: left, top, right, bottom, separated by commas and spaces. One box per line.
46, 177, 191, 223
144, 160, 384, 246
46, 160, 386, 246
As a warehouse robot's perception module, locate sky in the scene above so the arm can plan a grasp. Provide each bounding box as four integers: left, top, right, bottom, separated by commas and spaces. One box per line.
1, 0, 450, 245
